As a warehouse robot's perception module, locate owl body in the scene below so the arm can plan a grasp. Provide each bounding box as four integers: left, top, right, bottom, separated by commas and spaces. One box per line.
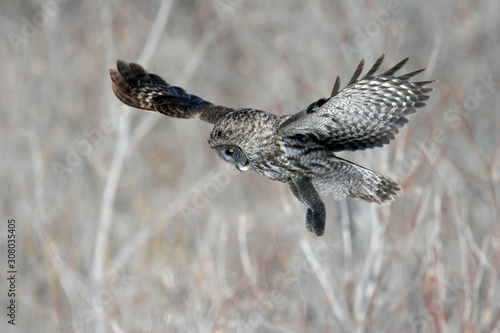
208, 109, 336, 184
110, 54, 434, 236
209, 107, 397, 203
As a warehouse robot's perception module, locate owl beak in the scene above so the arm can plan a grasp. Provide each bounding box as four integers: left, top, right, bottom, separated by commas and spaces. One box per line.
237, 163, 250, 172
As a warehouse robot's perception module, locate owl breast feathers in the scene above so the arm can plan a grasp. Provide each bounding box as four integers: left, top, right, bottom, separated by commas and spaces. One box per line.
110, 54, 434, 236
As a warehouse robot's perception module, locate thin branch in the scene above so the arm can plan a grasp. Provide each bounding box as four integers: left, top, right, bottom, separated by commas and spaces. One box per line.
137, 0, 174, 66
110, 164, 236, 272
217, 220, 231, 298
238, 214, 256, 286
128, 23, 219, 152
353, 206, 384, 331
92, 2, 173, 331
300, 238, 350, 329
340, 200, 353, 312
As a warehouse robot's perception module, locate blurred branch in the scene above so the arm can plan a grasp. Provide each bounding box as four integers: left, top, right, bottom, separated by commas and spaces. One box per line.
137, 0, 174, 66
217, 220, 231, 297
110, 21, 224, 274
110, 164, 231, 272
91, 2, 173, 332
28, 126, 82, 325
92, 107, 130, 333
238, 214, 256, 285
340, 200, 353, 311
425, 34, 441, 81
128, 22, 219, 152
353, 206, 384, 331
110, 320, 126, 333
300, 237, 350, 329
277, 40, 326, 97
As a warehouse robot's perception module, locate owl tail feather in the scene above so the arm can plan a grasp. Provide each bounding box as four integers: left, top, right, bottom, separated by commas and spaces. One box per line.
348, 169, 400, 204
317, 156, 401, 204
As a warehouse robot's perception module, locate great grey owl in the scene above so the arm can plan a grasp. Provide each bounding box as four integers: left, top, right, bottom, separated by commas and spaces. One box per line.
109, 54, 434, 236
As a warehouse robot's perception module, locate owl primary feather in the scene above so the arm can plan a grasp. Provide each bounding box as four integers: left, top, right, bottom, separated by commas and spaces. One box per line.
109, 54, 434, 236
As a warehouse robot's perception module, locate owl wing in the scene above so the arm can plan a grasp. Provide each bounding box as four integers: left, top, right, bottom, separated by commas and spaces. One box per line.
109, 61, 233, 124
279, 54, 435, 152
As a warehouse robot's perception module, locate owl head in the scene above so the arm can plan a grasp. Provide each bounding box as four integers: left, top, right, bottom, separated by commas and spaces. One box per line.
208, 124, 250, 171
208, 109, 278, 172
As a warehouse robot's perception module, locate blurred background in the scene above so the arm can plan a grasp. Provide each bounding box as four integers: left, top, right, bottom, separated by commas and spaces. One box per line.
1, 0, 499, 332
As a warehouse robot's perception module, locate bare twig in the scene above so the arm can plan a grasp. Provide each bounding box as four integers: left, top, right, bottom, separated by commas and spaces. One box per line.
110, 164, 236, 272
137, 0, 174, 66
91, 2, 173, 331
238, 214, 256, 286
128, 21, 219, 152
340, 200, 353, 311
300, 237, 350, 329
353, 206, 384, 332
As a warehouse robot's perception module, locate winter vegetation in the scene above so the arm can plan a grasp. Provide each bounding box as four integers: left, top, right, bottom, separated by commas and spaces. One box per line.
2, 0, 499, 332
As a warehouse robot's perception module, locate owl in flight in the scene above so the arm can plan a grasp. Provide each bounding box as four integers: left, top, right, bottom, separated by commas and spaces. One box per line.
110, 54, 434, 236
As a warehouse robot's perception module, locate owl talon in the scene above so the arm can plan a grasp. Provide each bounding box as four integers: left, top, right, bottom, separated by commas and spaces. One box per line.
308, 207, 326, 236
305, 207, 325, 236
305, 209, 313, 232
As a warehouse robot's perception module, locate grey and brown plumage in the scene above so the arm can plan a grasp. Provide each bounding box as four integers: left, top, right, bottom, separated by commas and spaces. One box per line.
109, 54, 434, 236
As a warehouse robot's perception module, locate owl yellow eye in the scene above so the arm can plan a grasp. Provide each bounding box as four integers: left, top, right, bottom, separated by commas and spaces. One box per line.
226, 148, 234, 155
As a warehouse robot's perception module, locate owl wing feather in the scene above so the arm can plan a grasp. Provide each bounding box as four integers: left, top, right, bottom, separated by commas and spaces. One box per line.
109, 60, 233, 124
279, 54, 435, 152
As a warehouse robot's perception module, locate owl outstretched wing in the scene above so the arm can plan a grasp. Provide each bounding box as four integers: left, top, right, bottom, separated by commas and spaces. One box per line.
109, 61, 233, 124
279, 54, 435, 152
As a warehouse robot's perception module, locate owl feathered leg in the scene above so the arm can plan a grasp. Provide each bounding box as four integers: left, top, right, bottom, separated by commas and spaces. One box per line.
288, 177, 326, 236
